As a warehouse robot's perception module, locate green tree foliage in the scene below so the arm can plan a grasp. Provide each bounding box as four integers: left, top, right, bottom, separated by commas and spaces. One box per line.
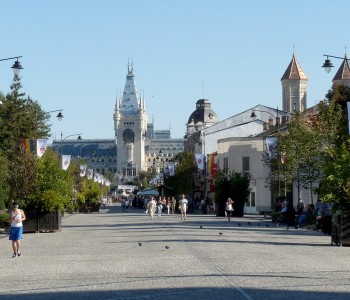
316, 84, 350, 213
164, 152, 196, 195
277, 114, 322, 203
0, 75, 51, 202
32, 149, 73, 212
214, 170, 251, 217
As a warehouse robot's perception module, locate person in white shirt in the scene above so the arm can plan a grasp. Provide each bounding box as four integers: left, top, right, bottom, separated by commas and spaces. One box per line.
225, 198, 234, 222
8, 202, 26, 258
179, 194, 188, 220
147, 197, 157, 220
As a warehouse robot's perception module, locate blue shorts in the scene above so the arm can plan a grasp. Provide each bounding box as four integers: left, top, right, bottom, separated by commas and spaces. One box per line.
9, 227, 23, 241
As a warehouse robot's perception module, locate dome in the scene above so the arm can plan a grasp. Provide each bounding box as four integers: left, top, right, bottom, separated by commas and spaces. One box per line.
187, 99, 219, 126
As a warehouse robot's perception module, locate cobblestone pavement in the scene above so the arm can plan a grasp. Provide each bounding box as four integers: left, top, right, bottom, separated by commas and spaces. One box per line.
1, 205, 349, 300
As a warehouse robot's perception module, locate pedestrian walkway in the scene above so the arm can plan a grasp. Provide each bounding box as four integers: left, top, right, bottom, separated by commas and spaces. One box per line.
0, 205, 349, 300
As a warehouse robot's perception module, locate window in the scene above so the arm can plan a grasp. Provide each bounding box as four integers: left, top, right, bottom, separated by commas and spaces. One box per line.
223, 157, 228, 171
242, 157, 249, 172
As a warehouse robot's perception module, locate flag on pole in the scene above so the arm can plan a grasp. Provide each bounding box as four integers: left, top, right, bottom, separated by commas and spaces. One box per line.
36, 139, 48, 157
87, 169, 93, 179
80, 165, 87, 177
195, 154, 205, 170
62, 155, 71, 170
21, 139, 35, 155
207, 153, 218, 177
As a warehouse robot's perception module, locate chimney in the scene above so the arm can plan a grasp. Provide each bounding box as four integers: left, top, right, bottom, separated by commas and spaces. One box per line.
268, 117, 273, 127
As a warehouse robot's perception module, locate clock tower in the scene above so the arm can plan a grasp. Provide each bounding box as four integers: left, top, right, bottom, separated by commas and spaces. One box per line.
114, 63, 147, 182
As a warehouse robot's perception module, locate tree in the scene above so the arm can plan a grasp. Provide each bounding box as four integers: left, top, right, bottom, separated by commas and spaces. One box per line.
214, 170, 251, 217
277, 114, 322, 203
316, 84, 350, 215
0, 74, 51, 202
164, 152, 196, 195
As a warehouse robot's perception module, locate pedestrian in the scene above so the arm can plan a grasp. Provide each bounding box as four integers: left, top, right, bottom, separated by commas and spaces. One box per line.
179, 194, 188, 220
225, 198, 234, 221
8, 202, 26, 258
157, 198, 163, 217
148, 197, 157, 220
171, 196, 177, 214
166, 197, 171, 215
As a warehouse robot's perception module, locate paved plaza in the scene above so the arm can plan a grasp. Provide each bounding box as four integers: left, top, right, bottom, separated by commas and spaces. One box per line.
1, 205, 349, 300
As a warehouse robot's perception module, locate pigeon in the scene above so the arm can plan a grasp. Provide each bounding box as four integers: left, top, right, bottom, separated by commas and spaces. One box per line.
200, 225, 203, 229
238, 222, 242, 226
165, 246, 170, 250
266, 223, 269, 227
138, 242, 142, 246
248, 222, 252, 226
219, 232, 223, 235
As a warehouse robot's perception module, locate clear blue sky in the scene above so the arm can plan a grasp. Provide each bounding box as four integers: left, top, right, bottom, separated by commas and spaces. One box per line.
1, 0, 349, 141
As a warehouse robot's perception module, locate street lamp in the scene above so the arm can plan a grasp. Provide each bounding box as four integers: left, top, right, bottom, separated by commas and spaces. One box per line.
0, 56, 23, 76
250, 107, 280, 127
321, 54, 349, 73
251, 107, 281, 196
60, 132, 82, 155
46, 109, 64, 121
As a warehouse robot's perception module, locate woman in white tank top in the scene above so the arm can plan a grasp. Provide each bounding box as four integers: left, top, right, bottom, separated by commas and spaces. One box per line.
8, 202, 26, 258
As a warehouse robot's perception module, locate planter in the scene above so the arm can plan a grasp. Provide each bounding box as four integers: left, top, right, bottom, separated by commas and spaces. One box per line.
23, 210, 62, 233
79, 203, 100, 213
332, 214, 350, 247
215, 203, 226, 217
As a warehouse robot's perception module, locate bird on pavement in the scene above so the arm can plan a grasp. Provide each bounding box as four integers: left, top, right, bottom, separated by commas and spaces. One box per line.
219, 232, 223, 235
238, 222, 242, 226
266, 223, 269, 227
248, 222, 252, 226
200, 225, 203, 229
138, 242, 142, 246
165, 246, 170, 250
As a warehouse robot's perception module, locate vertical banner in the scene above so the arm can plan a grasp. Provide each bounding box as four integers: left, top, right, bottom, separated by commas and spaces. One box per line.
80, 165, 87, 177
195, 154, 205, 170
169, 162, 175, 176
265, 137, 277, 157
62, 155, 71, 170
21, 139, 35, 155
87, 169, 93, 179
37, 139, 48, 157
347, 102, 350, 134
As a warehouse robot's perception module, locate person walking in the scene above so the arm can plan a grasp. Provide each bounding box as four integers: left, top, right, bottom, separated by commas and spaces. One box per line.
166, 197, 171, 215
148, 197, 157, 220
225, 198, 234, 221
171, 197, 177, 214
8, 202, 26, 258
179, 194, 188, 220
157, 198, 163, 217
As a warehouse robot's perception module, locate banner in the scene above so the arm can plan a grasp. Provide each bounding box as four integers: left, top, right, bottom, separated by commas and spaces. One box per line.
87, 169, 93, 179
169, 162, 175, 176
21, 139, 35, 155
37, 139, 48, 157
265, 137, 276, 157
80, 165, 87, 177
195, 154, 205, 170
94, 173, 99, 182
207, 153, 218, 177
62, 155, 71, 170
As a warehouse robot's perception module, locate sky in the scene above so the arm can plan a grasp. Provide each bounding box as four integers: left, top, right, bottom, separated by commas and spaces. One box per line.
1, 0, 349, 142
